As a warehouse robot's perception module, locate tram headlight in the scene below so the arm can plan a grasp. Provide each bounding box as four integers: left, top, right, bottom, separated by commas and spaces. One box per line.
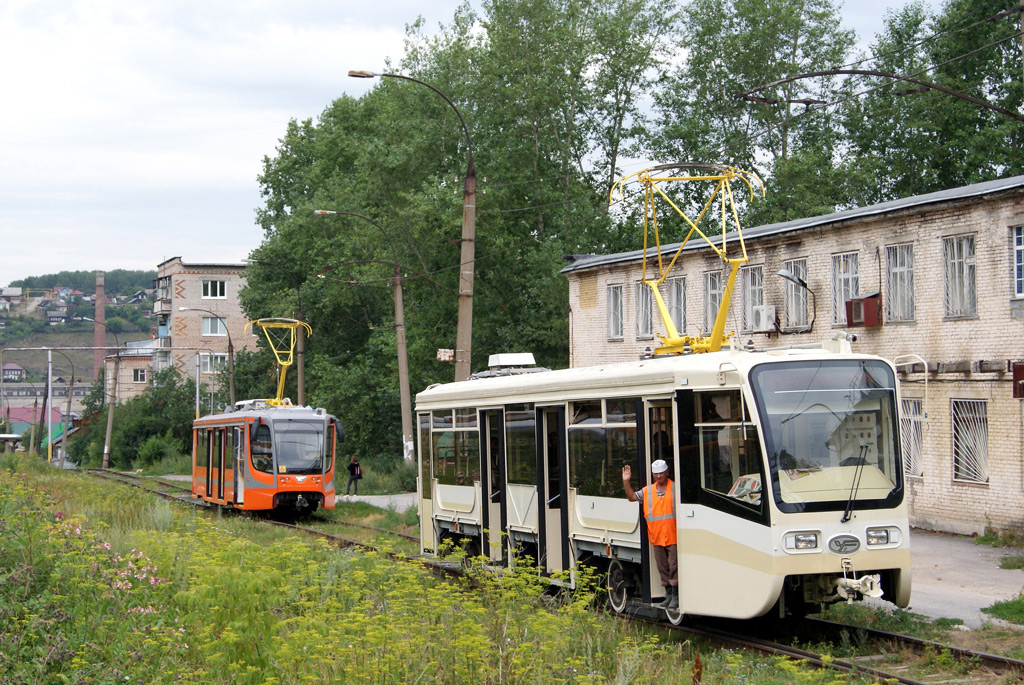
784, 531, 819, 551
866, 526, 901, 546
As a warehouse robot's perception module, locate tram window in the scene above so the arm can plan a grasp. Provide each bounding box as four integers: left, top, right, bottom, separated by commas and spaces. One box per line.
570, 401, 602, 425
699, 424, 762, 509
252, 424, 273, 473
432, 411, 453, 430
606, 398, 637, 424
225, 429, 234, 471
699, 390, 747, 423
505, 404, 536, 485
418, 413, 431, 499
432, 430, 479, 486
196, 429, 208, 469
454, 407, 477, 428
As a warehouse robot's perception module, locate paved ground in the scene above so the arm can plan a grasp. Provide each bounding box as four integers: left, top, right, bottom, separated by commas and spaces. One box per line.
873, 529, 1024, 629
340, 492, 417, 512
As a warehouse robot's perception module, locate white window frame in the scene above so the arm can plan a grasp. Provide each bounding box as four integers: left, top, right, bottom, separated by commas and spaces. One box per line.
740, 265, 763, 332
635, 282, 653, 339
201, 316, 227, 336
831, 252, 859, 325
667, 276, 685, 335
200, 353, 228, 374
703, 270, 723, 333
202, 280, 227, 299
900, 398, 923, 478
133, 368, 147, 383
607, 284, 623, 340
885, 243, 915, 323
943, 234, 976, 318
782, 258, 808, 328
951, 399, 988, 484
1014, 226, 1024, 298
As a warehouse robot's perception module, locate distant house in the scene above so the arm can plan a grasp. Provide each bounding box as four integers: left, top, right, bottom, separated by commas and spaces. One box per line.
2, 363, 25, 381
127, 289, 153, 305
45, 309, 68, 325
52, 286, 72, 301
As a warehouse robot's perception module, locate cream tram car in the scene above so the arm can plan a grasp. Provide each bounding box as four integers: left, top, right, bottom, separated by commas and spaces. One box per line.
416, 342, 911, 620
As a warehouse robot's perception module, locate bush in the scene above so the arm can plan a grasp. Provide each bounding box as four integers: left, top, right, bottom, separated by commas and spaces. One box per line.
135, 430, 181, 467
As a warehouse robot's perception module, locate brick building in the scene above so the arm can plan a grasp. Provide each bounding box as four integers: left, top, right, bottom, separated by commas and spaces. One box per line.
561, 175, 1024, 535
149, 257, 255, 410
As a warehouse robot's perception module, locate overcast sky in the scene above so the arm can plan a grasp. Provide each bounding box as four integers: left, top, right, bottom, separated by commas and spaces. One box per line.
0, 0, 927, 288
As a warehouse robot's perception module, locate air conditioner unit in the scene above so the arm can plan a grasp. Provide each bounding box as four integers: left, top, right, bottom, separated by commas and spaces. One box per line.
751, 305, 776, 333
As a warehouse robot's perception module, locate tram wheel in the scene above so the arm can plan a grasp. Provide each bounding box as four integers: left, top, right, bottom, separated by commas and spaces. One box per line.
664, 605, 684, 625
606, 559, 630, 614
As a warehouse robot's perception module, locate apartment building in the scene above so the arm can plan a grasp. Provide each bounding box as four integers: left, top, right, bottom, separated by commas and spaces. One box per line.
149, 257, 255, 408
562, 175, 1024, 535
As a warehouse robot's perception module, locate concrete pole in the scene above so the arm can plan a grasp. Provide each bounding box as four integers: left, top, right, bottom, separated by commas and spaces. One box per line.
46, 350, 52, 464
296, 312, 306, 406
393, 268, 414, 461
61, 370, 73, 469
227, 334, 236, 408
102, 354, 118, 469
454, 162, 476, 382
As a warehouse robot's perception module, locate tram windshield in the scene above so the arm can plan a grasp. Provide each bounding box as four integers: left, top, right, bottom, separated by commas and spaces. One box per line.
272, 420, 326, 475
750, 360, 902, 513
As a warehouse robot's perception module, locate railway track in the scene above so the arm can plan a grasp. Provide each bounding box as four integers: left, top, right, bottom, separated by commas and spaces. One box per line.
83, 469, 1023, 683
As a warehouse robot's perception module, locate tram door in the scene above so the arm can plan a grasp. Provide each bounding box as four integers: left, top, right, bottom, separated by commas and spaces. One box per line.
644, 401, 676, 597
539, 406, 568, 575
233, 427, 245, 505
204, 429, 214, 498
481, 410, 507, 564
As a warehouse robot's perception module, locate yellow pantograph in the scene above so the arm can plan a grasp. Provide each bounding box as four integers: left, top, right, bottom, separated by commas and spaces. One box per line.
609, 164, 764, 355
244, 318, 313, 406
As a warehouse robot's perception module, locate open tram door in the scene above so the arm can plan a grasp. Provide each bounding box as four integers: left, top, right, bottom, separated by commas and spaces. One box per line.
538, 406, 569, 576
480, 409, 507, 564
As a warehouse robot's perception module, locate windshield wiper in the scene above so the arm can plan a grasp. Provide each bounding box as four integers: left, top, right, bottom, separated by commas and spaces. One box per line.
841, 443, 869, 523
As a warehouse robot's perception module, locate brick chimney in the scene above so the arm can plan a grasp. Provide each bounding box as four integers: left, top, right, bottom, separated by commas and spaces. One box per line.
93, 272, 106, 379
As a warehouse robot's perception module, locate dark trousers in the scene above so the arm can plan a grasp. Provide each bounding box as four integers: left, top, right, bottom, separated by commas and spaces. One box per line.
346, 476, 358, 495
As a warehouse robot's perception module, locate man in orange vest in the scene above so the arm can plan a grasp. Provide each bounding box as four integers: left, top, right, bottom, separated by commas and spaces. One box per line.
622, 459, 678, 609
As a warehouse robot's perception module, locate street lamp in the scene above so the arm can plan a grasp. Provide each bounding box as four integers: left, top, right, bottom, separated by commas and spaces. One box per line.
349, 69, 476, 381
244, 258, 308, 405
777, 268, 816, 333
735, 69, 1024, 124
83, 316, 120, 469
314, 209, 414, 462
179, 307, 236, 407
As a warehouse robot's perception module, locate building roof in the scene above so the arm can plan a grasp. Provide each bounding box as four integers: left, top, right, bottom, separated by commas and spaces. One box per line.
561, 174, 1024, 274
2, 363, 24, 371
4, 407, 63, 423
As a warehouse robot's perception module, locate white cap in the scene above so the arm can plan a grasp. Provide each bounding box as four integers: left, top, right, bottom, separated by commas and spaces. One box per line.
651, 459, 668, 474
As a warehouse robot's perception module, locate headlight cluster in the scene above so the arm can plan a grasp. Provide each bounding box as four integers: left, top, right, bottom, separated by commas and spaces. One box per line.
784, 531, 819, 551
866, 526, 902, 546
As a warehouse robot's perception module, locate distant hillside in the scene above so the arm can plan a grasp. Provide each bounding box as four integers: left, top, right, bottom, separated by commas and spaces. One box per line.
11, 270, 156, 296
0, 327, 154, 382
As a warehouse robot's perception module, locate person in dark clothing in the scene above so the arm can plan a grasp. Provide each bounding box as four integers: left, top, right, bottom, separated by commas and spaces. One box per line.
346, 455, 362, 496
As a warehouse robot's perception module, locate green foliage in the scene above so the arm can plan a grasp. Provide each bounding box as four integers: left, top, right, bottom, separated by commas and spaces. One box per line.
10, 269, 155, 296
135, 429, 184, 468
983, 593, 1024, 625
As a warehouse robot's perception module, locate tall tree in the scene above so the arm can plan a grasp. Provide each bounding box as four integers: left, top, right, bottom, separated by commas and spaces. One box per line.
648, 0, 855, 224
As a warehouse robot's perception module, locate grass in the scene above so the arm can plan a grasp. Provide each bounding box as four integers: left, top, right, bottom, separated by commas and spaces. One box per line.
1, 453, 892, 683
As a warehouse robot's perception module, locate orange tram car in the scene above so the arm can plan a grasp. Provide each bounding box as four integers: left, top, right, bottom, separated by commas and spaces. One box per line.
191, 399, 343, 515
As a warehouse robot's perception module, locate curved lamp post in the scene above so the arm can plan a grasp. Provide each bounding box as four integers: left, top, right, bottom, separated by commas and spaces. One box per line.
735, 69, 1024, 124
179, 307, 236, 407
314, 209, 414, 462
83, 316, 120, 469
349, 69, 476, 381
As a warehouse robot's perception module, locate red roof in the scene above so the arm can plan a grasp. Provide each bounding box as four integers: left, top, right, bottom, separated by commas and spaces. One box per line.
5, 407, 63, 423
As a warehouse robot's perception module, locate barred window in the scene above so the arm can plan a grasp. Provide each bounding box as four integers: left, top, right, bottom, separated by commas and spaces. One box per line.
1014, 226, 1023, 297
635, 282, 653, 339
943, 234, 976, 317
831, 252, 859, 325
667, 277, 685, 334
607, 284, 623, 340
900, 398, 923, 477
782, 258, 808, 328
952, 399, 987, 484
740, 265, 763, 332
703, 270, 723, 333
885, 243, 915, 322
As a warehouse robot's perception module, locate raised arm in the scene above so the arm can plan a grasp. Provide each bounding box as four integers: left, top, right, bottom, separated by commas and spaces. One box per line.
622, 464, 638, 502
